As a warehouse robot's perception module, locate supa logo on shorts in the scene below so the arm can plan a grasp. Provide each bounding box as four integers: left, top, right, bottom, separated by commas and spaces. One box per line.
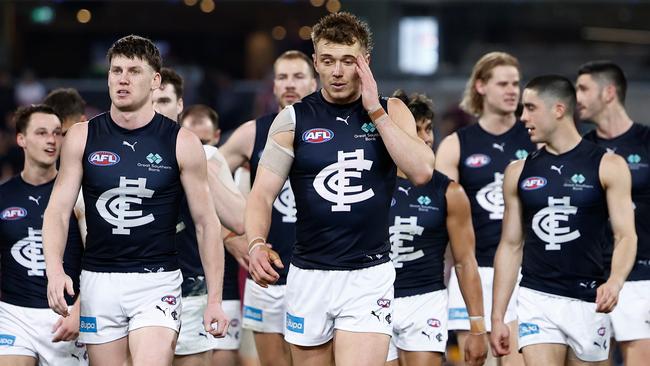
302, 128, 334, 144
465, 154, 491, 168
161, 295, 177, 305
88, 151, 120, 166
1, 207, 27, 221
448, 307, 468, 320
0, 334, 15, 346
521, 176, 547, 191
376, 298, 391, 308
286, 313, 304, 334
79, 317, 98, 333
519, 322, 540, 337
427, 318, 441, 328
243, 306, 263, 322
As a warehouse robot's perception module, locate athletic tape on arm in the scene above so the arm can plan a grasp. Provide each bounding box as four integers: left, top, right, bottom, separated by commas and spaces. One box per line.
259, 106, 295, 178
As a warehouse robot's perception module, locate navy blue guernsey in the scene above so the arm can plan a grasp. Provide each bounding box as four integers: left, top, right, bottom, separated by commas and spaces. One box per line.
457, 122, 536, 267
389, 172, 450, 298
518, 140, 608, 302
289, 91, 395, 270
250, 112, 294, 284
584, 123, 650, 281
0, 176, 83, 308
82, 112, 182, 272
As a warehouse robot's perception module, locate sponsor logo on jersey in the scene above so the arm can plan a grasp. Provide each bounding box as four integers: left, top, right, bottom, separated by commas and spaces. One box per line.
302, 128, 334, 143
146, 153, 163, 164
361, 122, 376, 133
79, 317, 98, 333
564, 172, 593, 191
571, 174, 585, 184
417, 196, 431, 205
286, 313, 304, 333
161, 295, 177, 305
521, 176, 547, 190
427, 318, 441, 328
88, 151, 120, 166
515, 149, 529, 160
448, 307, 468, 320
519, 322, 540, 337
625, 153, 649, 171
627, 154, 641, 164
464, 154, 491, 168
243, 306, 263, 322
1, 207, 27, 221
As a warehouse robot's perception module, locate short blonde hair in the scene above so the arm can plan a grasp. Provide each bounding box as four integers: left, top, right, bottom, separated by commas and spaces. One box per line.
460, 52, 520, 116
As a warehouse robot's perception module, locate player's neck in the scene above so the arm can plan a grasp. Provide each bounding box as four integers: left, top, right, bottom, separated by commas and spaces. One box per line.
545, 121, 582, 155
593, 104, 633, 139
109, 103, 156, 130
21, 162, 57, 186
478, 111, 516, 135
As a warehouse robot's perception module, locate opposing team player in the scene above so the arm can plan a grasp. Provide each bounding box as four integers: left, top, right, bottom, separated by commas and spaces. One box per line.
42, 88, 87, 134
0, 105, 86, 365
577, 61, 650, 365
386, 91, 487, 366
245, 12, 434, 366
221, 49, 317, 366
436, 52, 534, 366
42, 35, 229, 366
491, 75, 637, 365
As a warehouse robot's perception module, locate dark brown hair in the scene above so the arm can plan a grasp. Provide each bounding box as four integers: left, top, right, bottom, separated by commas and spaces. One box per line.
14, 104, 60, 134
179, 104, 219, 130
107, 35, 162, 72
160, 67, 184, 99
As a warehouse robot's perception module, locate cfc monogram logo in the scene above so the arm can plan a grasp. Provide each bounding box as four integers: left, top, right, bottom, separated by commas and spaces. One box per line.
313, 149, 374, 212
389, 216, 425, 268
11, 227, 45, 276
96, 177, 155, 235
532, 196, 581, 251
476, 172, 504, 219
273, 180, 297, 223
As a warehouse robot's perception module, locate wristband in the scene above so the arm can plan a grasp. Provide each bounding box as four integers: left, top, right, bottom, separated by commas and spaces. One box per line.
369, 107, 387, 122
248, 242, 266, 255
247, 236, 265, 251
469, 315, 487, 335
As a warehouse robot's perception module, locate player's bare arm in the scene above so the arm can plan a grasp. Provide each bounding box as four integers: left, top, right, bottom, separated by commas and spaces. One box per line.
206, 149, 245, 234
490, 160, 525, 357
221, 120, 256, 173
597, 153, 637, 313
435, 133, 461, 181
43, 122, 87, 317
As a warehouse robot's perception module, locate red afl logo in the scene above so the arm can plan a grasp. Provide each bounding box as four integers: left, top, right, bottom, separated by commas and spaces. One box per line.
1, 207, 27, 221
377, 298, 391, 308
88, 151, 120, 166
521, 176, 547, 190
302, 128, 334, 143
464, 154, 491, 168
427, 318, 441, 327
161, 295, 177, 305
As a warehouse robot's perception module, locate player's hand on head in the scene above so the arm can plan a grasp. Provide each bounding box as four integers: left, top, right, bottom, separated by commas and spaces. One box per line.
47, 272, 74, 317
249, 244, 282, 288
203, 302, 229, 338
595, 280, 622, 313
489, 321, 511, 357
355, 55, 380, 113
465, 332, 488, 366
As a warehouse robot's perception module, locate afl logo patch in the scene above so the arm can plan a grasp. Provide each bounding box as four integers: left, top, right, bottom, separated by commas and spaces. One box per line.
521, 176, 547, 190
1, 207, 27, 220
465, 154, 491, 168
302, 128, 334, 143
88, 151, 120, 166
161, 295, 177, 305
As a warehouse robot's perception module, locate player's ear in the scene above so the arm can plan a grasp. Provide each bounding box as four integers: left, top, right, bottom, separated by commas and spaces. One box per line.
475, 79, 486, 96
553, 102, 566, 119
152, 72, 161, 91
16, 133, 26, 149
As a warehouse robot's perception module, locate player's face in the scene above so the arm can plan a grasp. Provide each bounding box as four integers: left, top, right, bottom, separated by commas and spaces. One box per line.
314, 40, 365, 104
17, 113, 62, 167
575, 74, 605, 121
182, 115, 218, 145
153, 83, 183, 121
416, 118, 434, 148
478, 65, 520, 116
521, 89, 554, 143
108, 55, 161, 113
274, 58, 317, 109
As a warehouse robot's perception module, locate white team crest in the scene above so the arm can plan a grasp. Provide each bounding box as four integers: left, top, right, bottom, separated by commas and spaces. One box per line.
476, 172, 504, 220
11, 227, 45, 276
273, 180, 297, 223
313, 149, 374, 212
96, 176, 155, 235
389, 216, 424, 268
532, 196, 581, 250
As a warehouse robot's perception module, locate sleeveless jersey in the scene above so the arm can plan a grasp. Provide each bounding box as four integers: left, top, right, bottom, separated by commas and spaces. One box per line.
0, 175, 83, 308
250, 112, 294, 284
389, 172, 450, 298
518, 140, 608, 301
82, 112, 182, 272
584, 123, 650, 281
289, 91, 395, 270
457, 122, 536, 267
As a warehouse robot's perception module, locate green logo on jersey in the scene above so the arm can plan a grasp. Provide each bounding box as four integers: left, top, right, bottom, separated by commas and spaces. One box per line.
417, 196, 432, 205
146, 153, 163, 164
627, 154, 641, 164
571, 174, 586, 184
361, 122, 376, 133
515, 149, 529, 160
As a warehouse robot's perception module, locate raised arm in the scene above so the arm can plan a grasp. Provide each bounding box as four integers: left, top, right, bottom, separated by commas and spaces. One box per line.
446, 181, 487, 365
490, 160, 525, 357
435, 133, 461, 181
596, 153, 637, 313
43, 122, 87, 317
205, 146, 245, 234
220, 120, 256, 173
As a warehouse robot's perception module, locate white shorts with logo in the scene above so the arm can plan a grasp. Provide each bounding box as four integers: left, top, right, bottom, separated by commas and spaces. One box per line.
448, 266, 519, 331
387, 290, 448, 361
0, 301, 88, 365
609, 280, 650, 342
242, 278, 286, 334
517, 287, 611, 362
284, 262, 395, 347
175, 296, 242, 355
78, 270, 182, 344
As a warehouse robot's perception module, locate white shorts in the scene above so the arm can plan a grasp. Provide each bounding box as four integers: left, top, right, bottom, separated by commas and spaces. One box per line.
175, 296, 241, 355
609, 280, 650, 342
447, 266, 518, 331
242, 278, 286, 334
284, 262, 395, 347
78, 270, 182, 344
387, 290, 448, 361
517, 287, 611, 362
0, 301, 88, 365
